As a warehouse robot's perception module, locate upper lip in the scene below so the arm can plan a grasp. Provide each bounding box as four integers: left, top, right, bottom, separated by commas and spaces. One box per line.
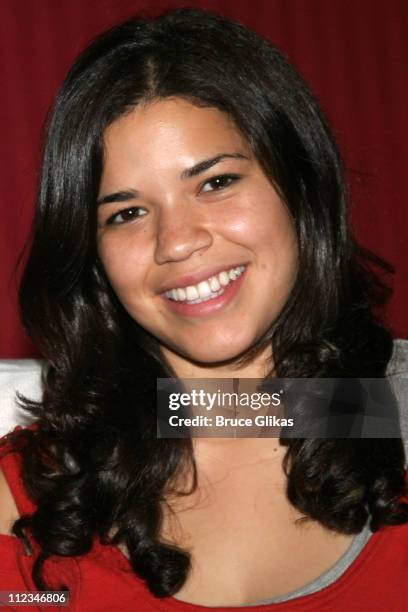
158, 263, 247, 293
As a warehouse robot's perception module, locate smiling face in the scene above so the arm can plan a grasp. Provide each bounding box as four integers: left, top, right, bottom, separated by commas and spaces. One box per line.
97, 98, 298, 376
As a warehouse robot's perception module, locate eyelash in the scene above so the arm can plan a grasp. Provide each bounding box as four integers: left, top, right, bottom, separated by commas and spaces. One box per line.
105, 173, 241, 225
106, 207, 147, 226
200, 173, 241, 193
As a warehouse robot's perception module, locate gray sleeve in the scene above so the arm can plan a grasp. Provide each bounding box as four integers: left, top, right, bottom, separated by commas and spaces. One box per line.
386, 338, 408, 464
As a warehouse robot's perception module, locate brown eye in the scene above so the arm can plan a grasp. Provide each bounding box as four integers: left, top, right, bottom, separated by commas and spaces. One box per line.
201, 174, 241, 193
107, 207, 147, 225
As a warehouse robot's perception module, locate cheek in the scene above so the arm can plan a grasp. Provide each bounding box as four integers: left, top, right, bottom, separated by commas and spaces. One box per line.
217, 192, 297, 257
97, 234, 150, 300
263, 215, 298, 286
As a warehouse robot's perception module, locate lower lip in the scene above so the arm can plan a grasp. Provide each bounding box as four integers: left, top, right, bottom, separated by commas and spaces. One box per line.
162, 267, 248, 317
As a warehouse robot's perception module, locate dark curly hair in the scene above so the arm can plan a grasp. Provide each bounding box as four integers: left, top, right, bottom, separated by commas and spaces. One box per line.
4, 7, 408, 597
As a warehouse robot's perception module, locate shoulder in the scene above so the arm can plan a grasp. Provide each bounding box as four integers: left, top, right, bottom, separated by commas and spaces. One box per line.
0, 427, 37, 536
0, 465, 19, 536
0, 429, 24, 536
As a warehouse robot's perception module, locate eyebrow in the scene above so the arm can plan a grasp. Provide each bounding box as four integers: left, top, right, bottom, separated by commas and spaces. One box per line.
97, 189, 139, 207
180, 152, 249, 179
97, 152, 249, 206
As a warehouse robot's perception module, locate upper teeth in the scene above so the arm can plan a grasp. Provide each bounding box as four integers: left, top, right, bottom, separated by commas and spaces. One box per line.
165, 265, 246, 302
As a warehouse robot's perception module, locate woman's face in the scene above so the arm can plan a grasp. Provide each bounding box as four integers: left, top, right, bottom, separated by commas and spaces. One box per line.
97, 98, 298, 369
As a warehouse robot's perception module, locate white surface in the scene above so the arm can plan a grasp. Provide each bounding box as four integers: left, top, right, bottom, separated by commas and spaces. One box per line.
0, 359, 42, 437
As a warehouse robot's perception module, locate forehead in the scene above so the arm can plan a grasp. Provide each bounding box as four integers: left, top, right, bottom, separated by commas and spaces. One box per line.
101, 98, 250, 178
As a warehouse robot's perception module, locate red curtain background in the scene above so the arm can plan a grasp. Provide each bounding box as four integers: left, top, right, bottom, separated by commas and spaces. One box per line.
0, 0, 407, 358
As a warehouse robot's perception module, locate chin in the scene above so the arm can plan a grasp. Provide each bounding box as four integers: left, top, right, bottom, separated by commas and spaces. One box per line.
176, 338, 257, 367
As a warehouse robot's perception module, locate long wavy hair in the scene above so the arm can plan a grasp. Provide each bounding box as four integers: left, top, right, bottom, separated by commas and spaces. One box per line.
4, 7, 408, 596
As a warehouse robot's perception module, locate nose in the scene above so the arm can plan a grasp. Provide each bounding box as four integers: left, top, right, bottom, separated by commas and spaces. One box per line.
154, 202, 213, 264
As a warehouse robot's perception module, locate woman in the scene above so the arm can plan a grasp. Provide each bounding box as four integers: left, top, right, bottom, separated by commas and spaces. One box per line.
1, 7, 407, 610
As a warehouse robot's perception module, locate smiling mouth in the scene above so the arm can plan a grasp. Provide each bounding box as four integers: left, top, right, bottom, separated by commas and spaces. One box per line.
164, 265, 246, 305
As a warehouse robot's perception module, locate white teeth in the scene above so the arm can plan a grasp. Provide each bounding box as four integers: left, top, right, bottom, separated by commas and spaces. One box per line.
182, 288, 225, 305
177, 287, 186, 301
218, 271, 230, 287
197, 280, 212, 299
210, 276, 221, 292
165, 265, 246, 303
186, 285, 199, 301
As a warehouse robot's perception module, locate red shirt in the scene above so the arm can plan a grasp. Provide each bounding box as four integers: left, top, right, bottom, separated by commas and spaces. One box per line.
1, 432, 408, 612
